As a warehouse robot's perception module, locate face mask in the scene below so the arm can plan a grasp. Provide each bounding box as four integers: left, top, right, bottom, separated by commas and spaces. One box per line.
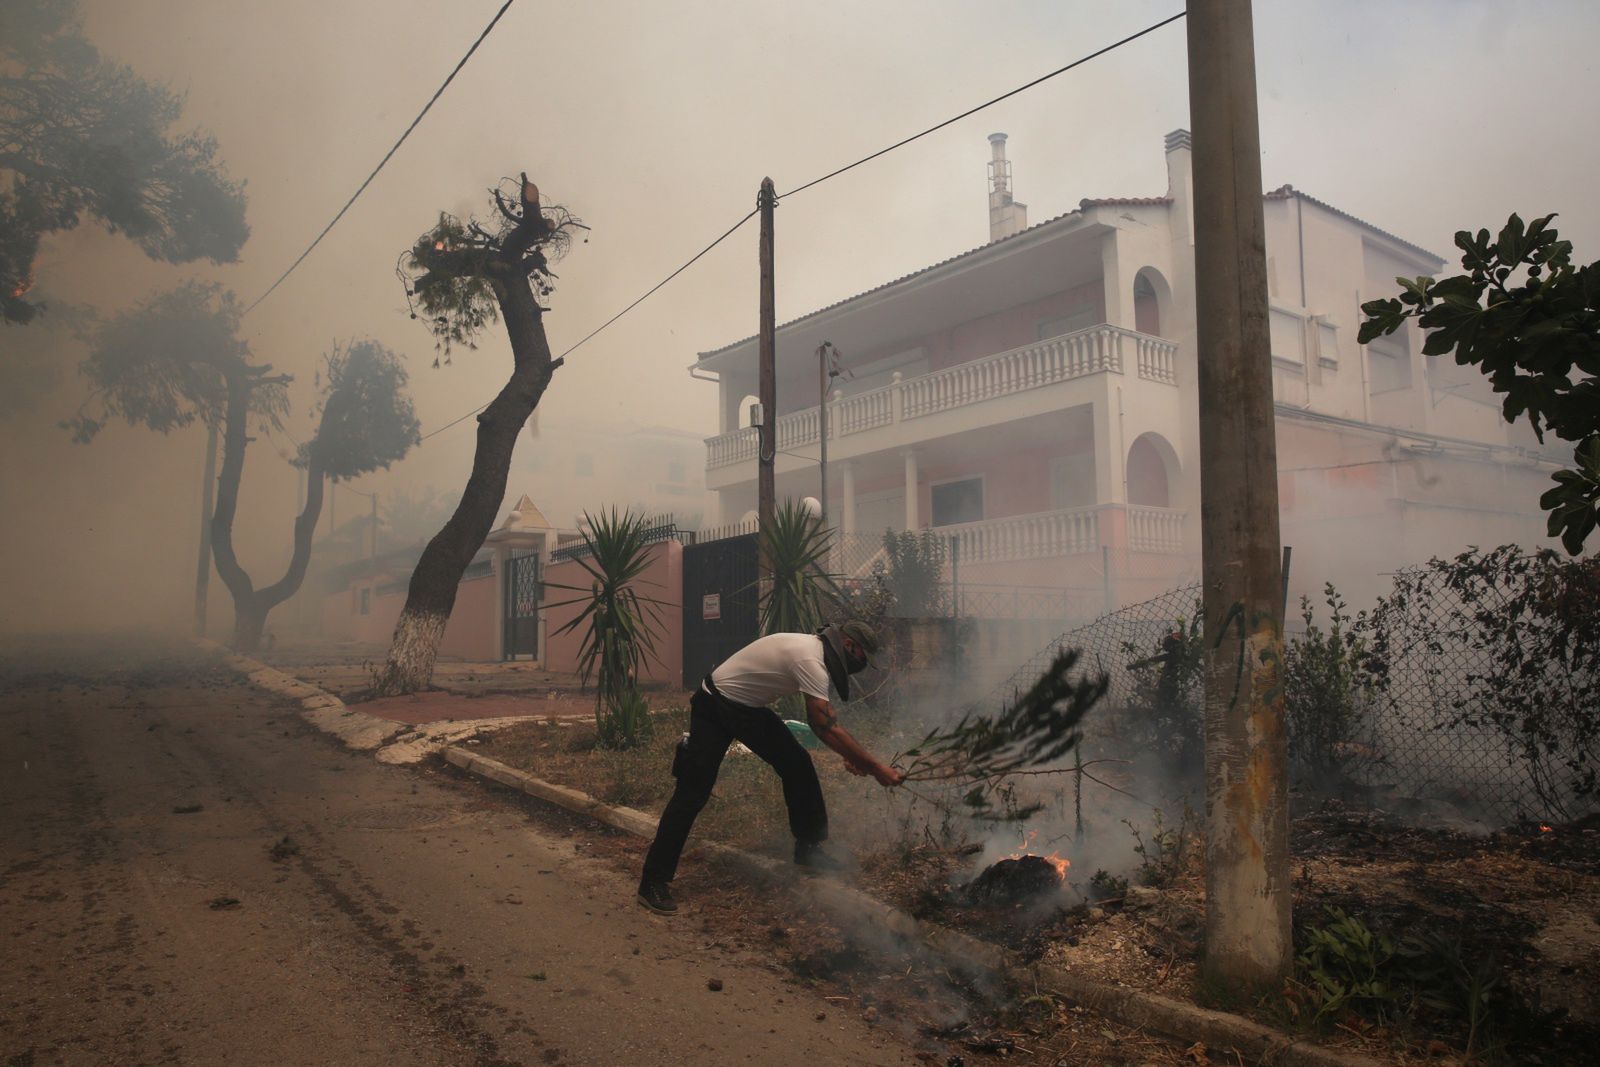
845, 645, 870, 674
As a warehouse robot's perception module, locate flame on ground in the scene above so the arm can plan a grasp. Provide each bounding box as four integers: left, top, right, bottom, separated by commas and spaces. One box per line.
1540, 824, 1554, 833
1003, 829, 1070, 879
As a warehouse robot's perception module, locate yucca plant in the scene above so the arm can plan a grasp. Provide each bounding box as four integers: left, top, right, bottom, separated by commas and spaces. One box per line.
596, 687, 653, 750
760, 499, 844, 634
548, 509, 665, 734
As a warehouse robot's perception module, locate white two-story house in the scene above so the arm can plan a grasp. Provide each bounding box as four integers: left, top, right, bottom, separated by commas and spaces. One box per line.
691, 131, 1560, 616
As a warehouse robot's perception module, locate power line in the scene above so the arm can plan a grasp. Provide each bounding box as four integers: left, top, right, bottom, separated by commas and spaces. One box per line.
241, 0, 518, 317
779, 10, 1188, 199
418, 206, 758, 441
415, 10, 1185, 442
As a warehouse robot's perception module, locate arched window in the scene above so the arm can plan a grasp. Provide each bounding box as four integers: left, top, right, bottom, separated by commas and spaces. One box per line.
1127, 433, 1178, 507
1134, 273, 1162, 338
737, 394, 760, 427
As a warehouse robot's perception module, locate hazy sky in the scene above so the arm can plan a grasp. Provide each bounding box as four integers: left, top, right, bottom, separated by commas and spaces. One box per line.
5, 0, 1597, 629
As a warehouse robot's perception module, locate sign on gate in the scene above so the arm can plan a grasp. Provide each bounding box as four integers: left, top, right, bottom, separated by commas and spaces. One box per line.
702, 593, 720, 621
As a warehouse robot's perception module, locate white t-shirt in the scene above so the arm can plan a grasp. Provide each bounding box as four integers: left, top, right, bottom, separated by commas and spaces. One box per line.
708, 632, 830, 708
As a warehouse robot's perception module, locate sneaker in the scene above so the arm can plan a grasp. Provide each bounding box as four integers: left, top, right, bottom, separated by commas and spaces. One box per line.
794, 841, 847, 872
637, 879, 677, 914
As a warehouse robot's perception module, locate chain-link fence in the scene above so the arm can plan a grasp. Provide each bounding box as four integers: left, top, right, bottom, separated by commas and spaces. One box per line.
964, 563, 1598, 827
1348, 558, 1598, 825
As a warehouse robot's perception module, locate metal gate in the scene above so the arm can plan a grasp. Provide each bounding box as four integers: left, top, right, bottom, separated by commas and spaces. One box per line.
503, 551, 541, 660
681, 532, 759, 687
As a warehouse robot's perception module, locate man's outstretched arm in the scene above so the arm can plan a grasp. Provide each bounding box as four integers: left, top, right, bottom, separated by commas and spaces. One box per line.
804, 694, 904, 787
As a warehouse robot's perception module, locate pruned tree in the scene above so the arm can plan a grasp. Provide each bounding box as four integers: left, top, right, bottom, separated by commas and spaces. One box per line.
371, 175, 585, 695
1359, 213, 1599, 553
1, 0, 248, 325
70, 282, 419, 650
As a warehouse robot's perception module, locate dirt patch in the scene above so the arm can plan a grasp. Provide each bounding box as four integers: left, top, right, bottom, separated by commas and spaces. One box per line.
455, 767, 1201, 1067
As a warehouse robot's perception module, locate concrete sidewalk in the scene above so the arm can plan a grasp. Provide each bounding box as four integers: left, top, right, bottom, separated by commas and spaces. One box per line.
253, 636, 693, 726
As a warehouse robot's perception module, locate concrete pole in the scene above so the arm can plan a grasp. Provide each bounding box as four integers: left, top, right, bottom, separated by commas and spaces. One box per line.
757, 178, 777, 580
1187, 0, 1291, 991
193, 421, 218, 636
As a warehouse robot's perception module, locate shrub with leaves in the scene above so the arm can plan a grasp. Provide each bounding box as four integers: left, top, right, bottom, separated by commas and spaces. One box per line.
1122, 805, 1195, 888
1294, 908, 1401, 1026
1284, 584, 1377, 791
1363, 545, 1600, 817
879, 528, 948, 617
1117, 609, 1205, 779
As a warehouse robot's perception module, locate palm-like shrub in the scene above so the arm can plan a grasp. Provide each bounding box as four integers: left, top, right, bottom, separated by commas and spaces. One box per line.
550, 508, 664, 747
760, 500, 843, 634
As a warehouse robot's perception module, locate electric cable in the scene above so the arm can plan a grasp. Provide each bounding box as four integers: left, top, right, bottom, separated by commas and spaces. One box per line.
414, 10, 1184, 442
779, 10, 1187, 199
241, 0, 518, 316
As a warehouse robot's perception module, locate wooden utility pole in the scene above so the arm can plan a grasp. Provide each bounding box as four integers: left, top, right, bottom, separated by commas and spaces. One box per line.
757, 177, 777, 577
193, 421, 218, 636
1187, 0, 1291, 990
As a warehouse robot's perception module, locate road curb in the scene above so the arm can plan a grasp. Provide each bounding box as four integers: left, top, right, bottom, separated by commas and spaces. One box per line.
205, 641, 1381, 1067
200, 639, 535, 763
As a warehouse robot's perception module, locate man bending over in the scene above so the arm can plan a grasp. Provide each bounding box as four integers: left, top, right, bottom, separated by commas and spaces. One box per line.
637, 620, 903, 914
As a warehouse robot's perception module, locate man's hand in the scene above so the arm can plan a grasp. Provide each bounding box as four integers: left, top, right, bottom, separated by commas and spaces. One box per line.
805, 694, 903, 789
870, 764, 905, 788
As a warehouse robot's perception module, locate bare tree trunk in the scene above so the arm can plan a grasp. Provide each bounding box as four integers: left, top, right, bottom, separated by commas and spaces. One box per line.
210, 365, 330, 654
210, 368, 261, 651
373, 266, 557, 695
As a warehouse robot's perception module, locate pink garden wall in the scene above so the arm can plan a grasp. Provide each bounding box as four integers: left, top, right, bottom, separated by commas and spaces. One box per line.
540, 541, 684, 687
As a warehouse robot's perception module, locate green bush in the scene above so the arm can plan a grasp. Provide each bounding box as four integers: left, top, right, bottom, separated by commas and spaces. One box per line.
1296, 908, 1401, 1025
1284, 584, 1377, 791
880, 529, 947, 617
1118, 610, 1205, 779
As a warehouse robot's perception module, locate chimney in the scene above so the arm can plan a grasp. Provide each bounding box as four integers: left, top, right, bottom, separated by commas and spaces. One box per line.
1164, 128, 1194, 246
987, 133, 1028, 242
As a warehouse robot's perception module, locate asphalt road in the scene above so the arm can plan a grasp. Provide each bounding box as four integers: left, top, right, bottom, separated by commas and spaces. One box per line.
0, 640, 918, 1066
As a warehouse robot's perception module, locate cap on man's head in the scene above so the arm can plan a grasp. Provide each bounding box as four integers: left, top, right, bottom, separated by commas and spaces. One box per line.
838, 619, 880, 659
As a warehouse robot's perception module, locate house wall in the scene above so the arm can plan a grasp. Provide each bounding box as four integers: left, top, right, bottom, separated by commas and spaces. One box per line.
322, 567, 499, 661
702, 138, 1558, 611
540, 541, 684, 687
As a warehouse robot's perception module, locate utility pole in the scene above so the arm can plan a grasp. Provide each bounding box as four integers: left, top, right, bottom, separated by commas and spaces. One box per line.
1188, 0, 1291, 991
757, 177, 777, 578
193, 421, 218, 636
370, 491, 378, 560
818, 342, 839, 525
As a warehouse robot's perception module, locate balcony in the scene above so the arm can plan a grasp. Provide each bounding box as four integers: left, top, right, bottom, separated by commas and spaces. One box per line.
942, 503, 1186, 562
823, 504, 1187, 580
705, 324, 1179, 472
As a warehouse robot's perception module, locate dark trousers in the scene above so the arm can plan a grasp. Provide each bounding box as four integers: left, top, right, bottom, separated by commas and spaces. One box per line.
641, 686, 827, 884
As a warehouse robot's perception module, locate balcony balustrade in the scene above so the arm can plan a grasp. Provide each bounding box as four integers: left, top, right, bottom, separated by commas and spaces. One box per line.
705, 323, 1178, 470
